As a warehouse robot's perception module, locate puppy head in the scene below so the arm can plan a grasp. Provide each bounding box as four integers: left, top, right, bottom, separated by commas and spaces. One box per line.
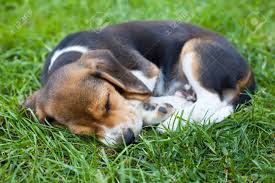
23, 50, 151, 146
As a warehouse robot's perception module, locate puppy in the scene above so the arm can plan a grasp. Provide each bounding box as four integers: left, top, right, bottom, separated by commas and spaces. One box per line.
23, 21, 256, 146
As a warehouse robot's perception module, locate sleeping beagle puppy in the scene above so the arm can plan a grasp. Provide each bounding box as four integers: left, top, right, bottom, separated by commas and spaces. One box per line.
23, 21, 256, 146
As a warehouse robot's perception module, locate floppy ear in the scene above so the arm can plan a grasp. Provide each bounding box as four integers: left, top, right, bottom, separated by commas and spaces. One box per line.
79, 50, 152, 100
22, 90, 47, 122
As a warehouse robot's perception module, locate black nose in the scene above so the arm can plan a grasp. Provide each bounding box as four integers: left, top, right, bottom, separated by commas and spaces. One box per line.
123, 128, 135, 145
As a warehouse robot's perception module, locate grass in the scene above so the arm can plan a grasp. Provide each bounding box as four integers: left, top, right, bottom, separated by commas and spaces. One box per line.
0, 0, 274, 182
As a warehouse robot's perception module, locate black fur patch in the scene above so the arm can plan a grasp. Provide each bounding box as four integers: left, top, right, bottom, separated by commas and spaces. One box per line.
42, 21, 255, 106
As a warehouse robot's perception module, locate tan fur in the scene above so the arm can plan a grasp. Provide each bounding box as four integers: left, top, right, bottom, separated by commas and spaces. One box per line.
80, 51, 152, 95
146, 64, 160, 78
191, 55, 201, 80
237, 70, 252, 92
68, 121, 104, 137
178, 39, 202, 80
68, 124, 96, 136
220, 70, 253, 102
23, 51, 151, 140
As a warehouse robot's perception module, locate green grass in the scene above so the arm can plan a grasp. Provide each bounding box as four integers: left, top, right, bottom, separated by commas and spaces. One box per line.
1, 0, 274, 182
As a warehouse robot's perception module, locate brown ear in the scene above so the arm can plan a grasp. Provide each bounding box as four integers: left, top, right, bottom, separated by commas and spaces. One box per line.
79, 50, 152, 100
22, 90, 47, 122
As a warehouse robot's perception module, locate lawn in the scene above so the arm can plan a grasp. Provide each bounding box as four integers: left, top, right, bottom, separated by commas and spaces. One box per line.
0, 0, 274, 182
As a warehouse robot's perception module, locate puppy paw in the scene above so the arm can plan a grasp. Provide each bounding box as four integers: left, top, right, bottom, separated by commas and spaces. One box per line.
141, 102, 175, 126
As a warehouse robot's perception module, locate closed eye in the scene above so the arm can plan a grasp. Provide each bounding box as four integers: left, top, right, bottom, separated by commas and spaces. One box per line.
105, 93, 111, 112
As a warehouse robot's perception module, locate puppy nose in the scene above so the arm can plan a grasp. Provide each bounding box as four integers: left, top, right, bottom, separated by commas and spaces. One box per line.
123, 128, 135, 145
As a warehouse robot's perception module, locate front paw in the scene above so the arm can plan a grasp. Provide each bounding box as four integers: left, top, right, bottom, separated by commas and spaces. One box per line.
142, 102, 175, 126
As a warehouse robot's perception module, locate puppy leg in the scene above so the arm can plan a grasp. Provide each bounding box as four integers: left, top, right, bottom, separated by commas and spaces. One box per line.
181, 51, 234, 123
157, 51, 235, 132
